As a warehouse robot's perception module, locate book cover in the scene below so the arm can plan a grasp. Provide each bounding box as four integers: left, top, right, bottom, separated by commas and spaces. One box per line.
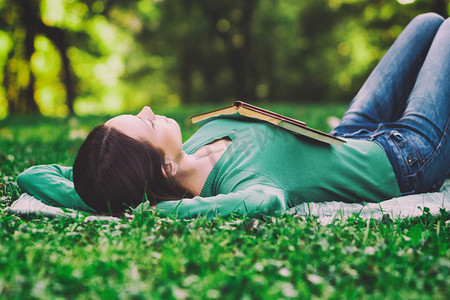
190, 101, 345, 146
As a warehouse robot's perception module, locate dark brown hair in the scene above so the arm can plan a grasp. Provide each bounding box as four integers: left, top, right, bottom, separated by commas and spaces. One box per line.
73, 125, 190, 215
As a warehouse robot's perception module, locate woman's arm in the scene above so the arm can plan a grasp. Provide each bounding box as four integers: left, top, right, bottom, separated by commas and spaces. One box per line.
16, 164, 96, 213
152, 185, 287, 219
17, 165, 286, 218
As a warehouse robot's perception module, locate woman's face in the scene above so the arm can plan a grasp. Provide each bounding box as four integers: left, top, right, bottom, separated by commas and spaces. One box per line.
105, 106, 183, 159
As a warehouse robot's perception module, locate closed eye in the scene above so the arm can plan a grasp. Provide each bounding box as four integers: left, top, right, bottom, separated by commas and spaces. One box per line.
137, 116, 156, 129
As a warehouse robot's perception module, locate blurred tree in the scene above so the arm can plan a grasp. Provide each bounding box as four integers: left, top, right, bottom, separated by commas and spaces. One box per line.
433, 0, 449, 17
132, 0, 260, 103
200, 0, 259, 101
0, 0, 449, 117
0, 0, 77, 114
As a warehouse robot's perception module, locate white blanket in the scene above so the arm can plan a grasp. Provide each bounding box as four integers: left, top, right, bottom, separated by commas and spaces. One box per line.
8, 179, 450, 224
289, 179, 450, 224
8, 194, 120, 222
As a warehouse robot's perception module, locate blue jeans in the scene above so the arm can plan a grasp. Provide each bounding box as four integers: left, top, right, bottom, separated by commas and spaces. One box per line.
331, 13, 450, 195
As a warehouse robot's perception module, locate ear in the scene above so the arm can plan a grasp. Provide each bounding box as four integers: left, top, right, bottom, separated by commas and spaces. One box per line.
161, 158, 179, 178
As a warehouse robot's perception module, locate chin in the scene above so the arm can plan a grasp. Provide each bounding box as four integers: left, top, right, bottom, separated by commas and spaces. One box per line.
172, 120, 183, 142
170, 118, 181, 130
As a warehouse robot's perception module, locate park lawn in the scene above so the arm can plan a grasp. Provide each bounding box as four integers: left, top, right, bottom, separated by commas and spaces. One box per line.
0, 103, 449, 299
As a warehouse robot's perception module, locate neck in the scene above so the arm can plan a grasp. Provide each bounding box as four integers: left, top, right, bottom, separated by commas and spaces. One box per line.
175, 153, 215, 196
174, 139, 231, 196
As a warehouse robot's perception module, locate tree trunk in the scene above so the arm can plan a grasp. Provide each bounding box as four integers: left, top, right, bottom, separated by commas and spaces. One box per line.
434, 0, 449, 18
9, 0, 76, 115
179, 49, 193, 103
23, 5, 39, 114
229, 0, 257, 101
39, 24, 76, 115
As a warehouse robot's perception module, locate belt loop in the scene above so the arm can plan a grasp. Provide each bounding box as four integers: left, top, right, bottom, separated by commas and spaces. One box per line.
368, 130, 385, 141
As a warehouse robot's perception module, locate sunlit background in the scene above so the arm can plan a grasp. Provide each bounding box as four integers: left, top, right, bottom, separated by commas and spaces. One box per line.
0, 0, 448, 119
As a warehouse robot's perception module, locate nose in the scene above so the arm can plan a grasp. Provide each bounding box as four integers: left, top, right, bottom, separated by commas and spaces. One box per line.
137, 106, 156, 121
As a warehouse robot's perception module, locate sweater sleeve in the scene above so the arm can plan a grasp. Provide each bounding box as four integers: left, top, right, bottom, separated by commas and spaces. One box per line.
16, 164, 96, 213
154, 185, 287, 219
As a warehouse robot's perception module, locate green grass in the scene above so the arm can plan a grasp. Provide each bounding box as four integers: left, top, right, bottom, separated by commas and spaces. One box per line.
1, 103, 449, 299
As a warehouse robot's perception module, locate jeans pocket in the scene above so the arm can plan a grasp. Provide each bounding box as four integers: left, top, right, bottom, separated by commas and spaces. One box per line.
387, 130, 426, 194
389, 130, 423, 169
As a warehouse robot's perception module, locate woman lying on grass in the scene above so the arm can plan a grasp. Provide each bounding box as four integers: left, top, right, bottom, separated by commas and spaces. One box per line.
17, 13, 450, 218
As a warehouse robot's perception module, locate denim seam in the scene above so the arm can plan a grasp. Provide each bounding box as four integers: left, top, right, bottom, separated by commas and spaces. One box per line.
407, 138, 424, 167
388, 135, 408, 175
382, 133, 418, 194
415, 116, 450, 184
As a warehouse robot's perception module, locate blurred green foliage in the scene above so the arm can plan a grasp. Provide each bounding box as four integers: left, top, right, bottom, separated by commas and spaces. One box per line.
0, 0, 448, 118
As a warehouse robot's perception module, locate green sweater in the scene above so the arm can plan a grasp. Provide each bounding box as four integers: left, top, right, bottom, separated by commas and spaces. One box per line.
17, 117, 401, 218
